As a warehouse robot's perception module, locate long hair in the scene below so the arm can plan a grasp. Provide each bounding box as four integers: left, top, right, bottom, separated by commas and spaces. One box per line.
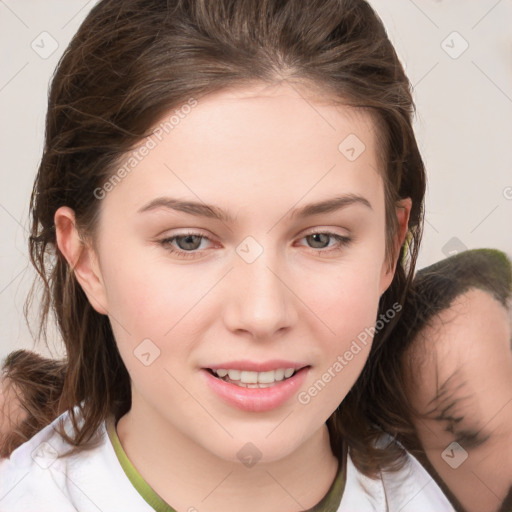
11, 0, 426, 476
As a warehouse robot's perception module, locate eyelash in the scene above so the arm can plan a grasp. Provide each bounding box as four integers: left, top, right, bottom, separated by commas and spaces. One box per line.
159, 230, 352, 260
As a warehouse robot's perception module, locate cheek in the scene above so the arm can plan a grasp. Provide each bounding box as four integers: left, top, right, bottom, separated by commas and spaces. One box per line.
322, 276, 379, 356
296, 276, 380, 416
305, 276, 380, 353
308, 253, 381, 304
101, 249, 221, 372
103, 264, 194, 394
299, 256, 384, 391
100, 243, 188, 330
302, 241, 386, 334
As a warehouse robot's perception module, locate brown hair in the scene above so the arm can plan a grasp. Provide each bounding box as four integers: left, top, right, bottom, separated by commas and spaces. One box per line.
11, 0, 426, 476
0, 350, 65, 458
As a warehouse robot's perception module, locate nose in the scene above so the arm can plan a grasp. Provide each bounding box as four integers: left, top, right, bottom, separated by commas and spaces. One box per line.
223, 246, 297, 339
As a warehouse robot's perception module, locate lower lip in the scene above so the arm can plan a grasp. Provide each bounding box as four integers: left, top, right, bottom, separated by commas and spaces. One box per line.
201, 367, 310, 413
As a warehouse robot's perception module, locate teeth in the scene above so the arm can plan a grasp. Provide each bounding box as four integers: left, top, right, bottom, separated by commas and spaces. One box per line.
228, 369, 241, 381
258, 369, 284, 383
212, 367, 297, 384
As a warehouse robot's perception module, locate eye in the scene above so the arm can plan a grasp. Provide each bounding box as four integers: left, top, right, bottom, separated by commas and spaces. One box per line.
158, 230, 352, 259
298, 230, 352, 256
159, 231, 213, 259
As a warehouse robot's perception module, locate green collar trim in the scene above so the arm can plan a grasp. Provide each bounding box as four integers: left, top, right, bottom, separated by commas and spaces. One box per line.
106, 415, 346, 511
106, 415, 176, 512
306, 444, 347, 512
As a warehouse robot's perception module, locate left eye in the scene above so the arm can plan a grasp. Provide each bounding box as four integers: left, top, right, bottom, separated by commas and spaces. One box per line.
301, 232, 350, 250
159, 230, 352, 259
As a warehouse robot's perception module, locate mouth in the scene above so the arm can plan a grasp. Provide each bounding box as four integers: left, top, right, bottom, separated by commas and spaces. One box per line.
201, 365, 311, 412
205, 366, 310, 388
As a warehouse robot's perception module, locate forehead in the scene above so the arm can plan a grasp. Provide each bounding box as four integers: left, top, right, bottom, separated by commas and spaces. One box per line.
102, 81, 385, 219
172, 81, 381, 161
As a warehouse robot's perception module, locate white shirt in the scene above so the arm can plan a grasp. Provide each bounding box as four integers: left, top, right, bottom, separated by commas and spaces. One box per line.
0, 407, 456, 511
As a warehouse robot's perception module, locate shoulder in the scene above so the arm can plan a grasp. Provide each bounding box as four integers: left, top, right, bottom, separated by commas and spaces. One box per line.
338, 433, 456, 512
378, 433, 456, 511
0, 406, 151, 512
0, 407, 84, 511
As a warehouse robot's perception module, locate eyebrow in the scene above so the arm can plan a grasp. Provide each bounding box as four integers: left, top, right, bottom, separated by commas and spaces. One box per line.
137, 193, 372, 223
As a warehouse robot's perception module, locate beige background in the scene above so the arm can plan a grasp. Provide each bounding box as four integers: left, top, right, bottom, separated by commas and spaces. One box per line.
1, 0, 511, 361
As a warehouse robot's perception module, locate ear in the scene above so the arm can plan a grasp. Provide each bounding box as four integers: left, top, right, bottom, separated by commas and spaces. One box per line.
54, 206, 109, 315
379, 197, 412, 296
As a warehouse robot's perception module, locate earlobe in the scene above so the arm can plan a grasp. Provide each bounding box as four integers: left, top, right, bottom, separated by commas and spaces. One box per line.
54, 206, 109, 315
379, 197, 412, 296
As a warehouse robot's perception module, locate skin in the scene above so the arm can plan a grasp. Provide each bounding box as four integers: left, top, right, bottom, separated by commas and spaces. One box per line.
54, 81, 410, 512
404, 288, 512, 512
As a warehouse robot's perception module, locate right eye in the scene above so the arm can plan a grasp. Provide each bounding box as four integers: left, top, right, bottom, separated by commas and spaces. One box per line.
159, 231, 213, 259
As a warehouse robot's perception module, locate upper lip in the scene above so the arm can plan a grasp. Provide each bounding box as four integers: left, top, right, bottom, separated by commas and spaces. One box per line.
205, 360, 310, 372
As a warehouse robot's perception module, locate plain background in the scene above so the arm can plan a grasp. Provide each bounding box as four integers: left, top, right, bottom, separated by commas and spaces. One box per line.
1, 0, 511, 362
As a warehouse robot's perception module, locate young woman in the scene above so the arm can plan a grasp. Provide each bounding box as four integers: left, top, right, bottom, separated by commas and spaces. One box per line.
0, 0, 456, 510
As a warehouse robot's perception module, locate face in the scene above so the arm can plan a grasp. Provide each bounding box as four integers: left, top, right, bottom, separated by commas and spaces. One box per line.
404, 288, 512, 511
58, 82, 409, 464
407, 288, 512, 447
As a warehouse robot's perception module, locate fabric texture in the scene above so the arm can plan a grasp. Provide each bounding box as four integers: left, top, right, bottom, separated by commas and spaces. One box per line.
0, 407, 456, 511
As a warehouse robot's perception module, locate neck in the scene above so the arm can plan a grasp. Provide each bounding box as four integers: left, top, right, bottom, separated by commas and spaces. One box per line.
116, 393, 341, 512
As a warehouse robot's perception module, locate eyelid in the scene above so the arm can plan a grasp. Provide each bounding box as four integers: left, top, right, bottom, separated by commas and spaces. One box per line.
300, 226, 350, 237
158, 227, 352, 259
158, 225, 350, 242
